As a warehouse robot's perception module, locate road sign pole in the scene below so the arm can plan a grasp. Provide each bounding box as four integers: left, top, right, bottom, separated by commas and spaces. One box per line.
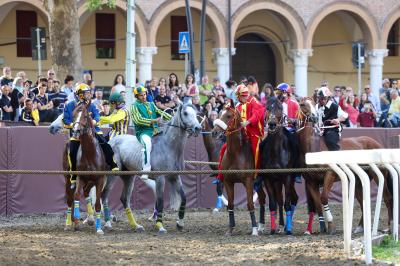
358, 42, 361, 97
185, 53, 189, 77
36, 28, 42, 76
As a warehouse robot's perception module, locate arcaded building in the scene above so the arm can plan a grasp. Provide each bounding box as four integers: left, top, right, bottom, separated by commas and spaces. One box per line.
0, 0, 400, 96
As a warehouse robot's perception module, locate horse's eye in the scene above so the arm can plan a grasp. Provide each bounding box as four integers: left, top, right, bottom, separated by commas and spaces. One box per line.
184, 111, 188, 116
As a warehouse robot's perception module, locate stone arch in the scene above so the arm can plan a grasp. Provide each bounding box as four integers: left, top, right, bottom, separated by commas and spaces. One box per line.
0, 0, 48, 25
231, 1, 305, 49
148, 0, 226, 47
381, 6, 400, 48
77, 0, 147, 47
305, 1, 380, 49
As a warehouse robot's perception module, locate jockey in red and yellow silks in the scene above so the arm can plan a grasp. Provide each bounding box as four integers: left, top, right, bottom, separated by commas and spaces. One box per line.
216, 85, 265, 181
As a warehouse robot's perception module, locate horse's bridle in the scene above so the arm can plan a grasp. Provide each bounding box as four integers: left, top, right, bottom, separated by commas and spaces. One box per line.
219, 105, 243, 136
72, 106, 94, 138
165, 104, 199, 136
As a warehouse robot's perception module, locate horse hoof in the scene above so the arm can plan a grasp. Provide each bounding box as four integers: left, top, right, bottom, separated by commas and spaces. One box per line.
252, 227, 259, 236
111, 215, 118, 222
83, 216, 95, 226
270, 230, 276, 235
96, 229, 104, 235
64, 225, 72, 231
176, 219, 184, 231
158, 227, 167, 234
286, 231, 293, 235
212, 208, 220, 214
277, 226, 284, 234
135, 225, 145, 232
327, 223, 336, 235
304, 230, 311, 235
353, 225, 363, 234
257, 223, 265, 234
104, 221, 112, 230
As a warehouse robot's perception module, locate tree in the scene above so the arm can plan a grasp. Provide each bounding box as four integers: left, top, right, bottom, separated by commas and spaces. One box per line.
43, 0, 116, 81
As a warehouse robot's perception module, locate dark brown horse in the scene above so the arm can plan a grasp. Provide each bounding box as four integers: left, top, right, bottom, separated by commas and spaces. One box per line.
212, 99, 266, 235
297, 98, 393, 234
63, 103, 106, 234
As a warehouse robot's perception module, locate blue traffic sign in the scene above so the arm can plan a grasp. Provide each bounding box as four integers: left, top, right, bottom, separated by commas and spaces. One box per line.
179, 31, 190, 54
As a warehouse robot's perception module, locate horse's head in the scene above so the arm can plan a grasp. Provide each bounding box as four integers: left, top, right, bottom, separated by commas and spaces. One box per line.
72, 102, 93, 138
176, 103, 202, 137
49, 114, 64, 135
213, 99, 241, 135
265, 98, 284, 132
297, 97, 317, 126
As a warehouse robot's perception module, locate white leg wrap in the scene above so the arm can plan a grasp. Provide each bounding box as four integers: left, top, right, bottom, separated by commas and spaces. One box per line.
140, 135, 152, 180
323, 204, 333, 222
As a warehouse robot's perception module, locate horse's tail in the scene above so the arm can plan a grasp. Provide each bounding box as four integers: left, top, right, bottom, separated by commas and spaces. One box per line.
169, 177, 183, 211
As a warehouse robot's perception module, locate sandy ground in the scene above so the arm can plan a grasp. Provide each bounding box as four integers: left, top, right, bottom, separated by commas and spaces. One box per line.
0, 205, 392, 266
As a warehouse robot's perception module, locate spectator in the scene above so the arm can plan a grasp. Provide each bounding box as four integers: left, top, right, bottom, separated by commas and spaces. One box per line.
388, 89, 400, 127
332, 86, 342, 105
378, 78, 392, 127
167, 73, 180, 97
100, 100, 110, 116
47, 69, 56, 80
34, 82, 53, 122
16, 71, 27, 83
43, 99, 62, 123
340, 87, 359, 110
192, 95, 202, 112
212, 77, 225, 97
182, 74, 198, 104
61, 75, 74, 97
155, 85, 175, 114
357, 102, 376, 127
198, 75, 213, 104
391, 79, 398, 90
48, 79, 67, 111
0, 85, 13, 121
47, 78, 55, 93
146, 77, 159, 102
0, 67, 13, 87
225, 79, 237, 104
111, 74, 126, 94
86, 79, 96, 97
10, 76, 25, 121
364, 84, 381, 113
342, 94, 359, 127
290, 83, 301, 102
20, 99, 39, 126
239, 76, 248, 85
83, 72, 92, 84
30, 76, 48, 95
247, 76, 259, 96
92, 89, 104, 111
208, 110, 218, 126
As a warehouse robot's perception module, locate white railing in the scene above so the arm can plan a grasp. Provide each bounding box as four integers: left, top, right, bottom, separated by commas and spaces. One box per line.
306, 149, 399, 265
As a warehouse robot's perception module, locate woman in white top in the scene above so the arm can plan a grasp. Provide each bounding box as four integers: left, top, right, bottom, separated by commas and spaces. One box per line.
182, 74, 198, 104
111, 74, 126, 94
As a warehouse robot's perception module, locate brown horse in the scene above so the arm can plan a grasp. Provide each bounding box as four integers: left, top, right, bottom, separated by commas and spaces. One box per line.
63, 103, 106, 234
212, 99, 265, 235
297, 98, 393, 234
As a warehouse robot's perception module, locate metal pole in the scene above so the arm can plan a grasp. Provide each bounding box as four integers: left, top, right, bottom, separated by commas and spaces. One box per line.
228, 0, 232, 79
358, 42, 361, 97
36, 28, 42, 76
199, 0, 207, 80
125, 0, 136, 109
185, 0, 195, 75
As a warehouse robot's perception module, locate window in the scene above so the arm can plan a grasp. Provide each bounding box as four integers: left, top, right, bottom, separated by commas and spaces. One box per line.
16, 10, 37, 57
96, 13, 115, 59
387, 19, 399, 56
171, 16, 188, 60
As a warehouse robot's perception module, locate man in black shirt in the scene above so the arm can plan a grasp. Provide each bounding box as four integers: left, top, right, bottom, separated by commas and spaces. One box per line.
155, 85, 175, 114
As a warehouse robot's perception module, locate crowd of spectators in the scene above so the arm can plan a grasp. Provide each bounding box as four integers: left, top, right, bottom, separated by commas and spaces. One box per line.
1, 65, 399, 128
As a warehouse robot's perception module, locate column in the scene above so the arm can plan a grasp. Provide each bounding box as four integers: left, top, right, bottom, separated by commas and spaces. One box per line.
368, 49, 388, 93
292, 49, 313, 97
136, 47, 157, 84
212, 48, 236, 84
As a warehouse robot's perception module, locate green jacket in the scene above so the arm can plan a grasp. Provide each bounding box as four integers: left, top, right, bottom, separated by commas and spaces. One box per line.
131, 100, 172, 139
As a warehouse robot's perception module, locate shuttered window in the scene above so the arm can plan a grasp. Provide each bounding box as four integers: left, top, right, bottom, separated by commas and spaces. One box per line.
16, 10, 37, 57
96, 13, 115, 58
171, 16, 188, 60
387, 19, 399, 56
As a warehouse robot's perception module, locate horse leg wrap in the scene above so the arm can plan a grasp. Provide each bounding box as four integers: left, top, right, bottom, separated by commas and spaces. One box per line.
103, 203, 110, 222
286, 211, 293, 233
250, 210, 257, 228
125, 208, 137, 229
228, 209, 235, 228
270, 211, 277, 231
178, 205, 185, 220
216, 182, 223, 196
307, 212, 315, 233
85, 197, 94, 216
259, 205, 265, 225
156, 214, 163, 230
215, 196, 223, 209
323, 204, 333, 222
291, 204, 296, 218
66, 208, 72, 226
319, 216, 326, 232
73, 200, 81, 220
95, 212, 102, 231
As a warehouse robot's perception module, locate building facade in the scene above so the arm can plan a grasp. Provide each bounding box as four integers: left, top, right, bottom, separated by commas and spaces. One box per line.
0, 0, 400, 96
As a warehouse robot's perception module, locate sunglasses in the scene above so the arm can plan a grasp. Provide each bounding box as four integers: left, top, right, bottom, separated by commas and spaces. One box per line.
49, 73, 55, 76
364, 87, 370, 89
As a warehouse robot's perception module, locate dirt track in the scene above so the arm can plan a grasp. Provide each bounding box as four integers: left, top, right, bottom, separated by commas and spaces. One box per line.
0, 205, 391, 265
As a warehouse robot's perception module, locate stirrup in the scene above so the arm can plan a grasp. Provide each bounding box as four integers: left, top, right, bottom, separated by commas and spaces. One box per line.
70, 180, 76, 190
111, 167, 119, 171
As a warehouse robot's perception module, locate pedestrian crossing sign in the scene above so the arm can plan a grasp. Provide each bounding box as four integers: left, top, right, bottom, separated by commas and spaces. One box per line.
179, 31, 190, 54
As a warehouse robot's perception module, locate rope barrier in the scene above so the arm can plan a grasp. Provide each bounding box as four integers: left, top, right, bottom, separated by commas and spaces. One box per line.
184, 160, 219, 166
0, 166, 372, 176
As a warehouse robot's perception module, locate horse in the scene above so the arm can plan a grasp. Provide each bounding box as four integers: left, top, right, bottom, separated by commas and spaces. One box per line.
296, 98, 393, 234
64, 103, 106, 234
108, 103, 201, 233
212, 99, 266, 236
259, 98, 299, 235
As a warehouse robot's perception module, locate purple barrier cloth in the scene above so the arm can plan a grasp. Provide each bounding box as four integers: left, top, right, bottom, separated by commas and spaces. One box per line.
0, 126, 399, 215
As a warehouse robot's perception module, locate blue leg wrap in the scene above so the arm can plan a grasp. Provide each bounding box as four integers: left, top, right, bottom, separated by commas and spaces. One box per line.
291, 204, 296, 218
286, 211, 293, 233
104, 203, 110, 222
215, 196, 223, 209
319, 216, 326, 232
95, 212, 101, 231
73, 200, 80, 219
212, 179, 220, 185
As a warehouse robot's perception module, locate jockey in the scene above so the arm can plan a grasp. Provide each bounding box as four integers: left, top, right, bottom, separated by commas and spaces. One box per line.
99, 93, 131, 139
216, 84, 265, 181
131, 86, 172, 179
275, 83, 299, 129
63, 83, 118, 189
316, 86, 348, 151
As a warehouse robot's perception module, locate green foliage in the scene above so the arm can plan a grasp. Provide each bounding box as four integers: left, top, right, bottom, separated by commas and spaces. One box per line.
86, 0, 117, 11
372, 235, 400, 264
